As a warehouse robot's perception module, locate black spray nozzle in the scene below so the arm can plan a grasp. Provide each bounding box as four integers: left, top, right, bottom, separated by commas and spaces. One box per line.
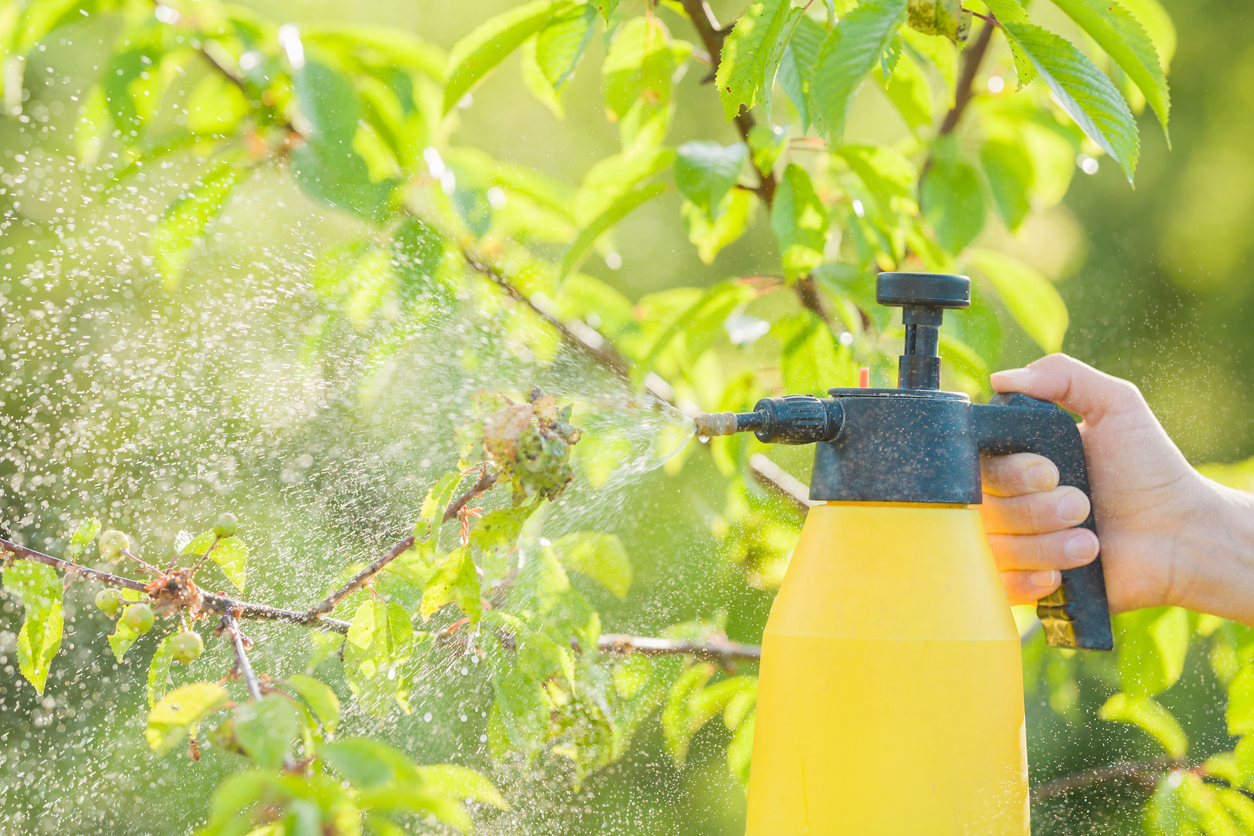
693, 396, 844, 446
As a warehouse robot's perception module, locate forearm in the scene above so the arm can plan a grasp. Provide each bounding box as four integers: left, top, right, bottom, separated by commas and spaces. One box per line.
1170, 479, 1254, 626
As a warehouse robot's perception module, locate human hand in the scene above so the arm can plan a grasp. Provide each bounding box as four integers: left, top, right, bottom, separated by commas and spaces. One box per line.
980, 353, 1213, 614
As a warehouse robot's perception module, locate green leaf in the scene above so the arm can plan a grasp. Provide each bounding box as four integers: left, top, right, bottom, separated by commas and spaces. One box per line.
674, 141, 748, 218
347, 599, 416, 675
836, 144, 916, 216
414, 764, 508, 810
549, 532, 632, 599
1099, 693, 1188, 758
322, 737, 414, 787
536, 3, 597, 90
146, 682, 227, 754
1047, 0, 1169, 139
682, 189, 756, 265
989, 9, 1140, 182
662, 663, 715, 765
809, 0, 907, 142
1227, 664, 1254, 736
421, 548, 482, 623
102, 30, 171, 144
3, 560, 63, 693
151, 159, 248, 289
560, 182, 666, 278
389, 217, 446, 306
777, 16, 826, 131
715, 0, 794, 121
443, 0, 562, 112
881, 49, 934, 134
771, 163, 828, 279
234, 694, 300, 770
284, 674, 341, 735
601, 16, 687, 122
968, 249, 1068, 353
148, 635, 175, 708
980, 138, 1033, 231
183, 530, 249, 593
1111, 606, 1190, 698
108, 617, 141, 664
921, 151, 985, 254
469, 505, 537, 557
67, 518, 102, 560
1118, 0, 1176, 69
759, 8, 807, 122
415, 471, 464, 543
292, 62, 396, 224
774, 311, 856, 394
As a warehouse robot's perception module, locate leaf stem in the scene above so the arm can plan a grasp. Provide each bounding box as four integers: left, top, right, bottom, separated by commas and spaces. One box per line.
1030, 758, 1179, 803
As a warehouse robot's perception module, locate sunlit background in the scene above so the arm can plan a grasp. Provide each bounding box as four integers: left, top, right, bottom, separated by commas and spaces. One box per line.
3, 0, 1253, 834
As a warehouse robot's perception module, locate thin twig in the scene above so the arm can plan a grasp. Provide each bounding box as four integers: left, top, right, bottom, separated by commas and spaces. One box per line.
460, 245, 631, 379
305, 536, 417, 619
597, 633, 762, 662
1, 538, 148, 592
938, 21, 997, 138
1031, 758, 1177, 803
442, 471, 498, 524
221, 613, 264, 701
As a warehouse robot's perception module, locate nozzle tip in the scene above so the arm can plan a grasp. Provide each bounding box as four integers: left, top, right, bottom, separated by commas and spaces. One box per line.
693, 412, 740, 438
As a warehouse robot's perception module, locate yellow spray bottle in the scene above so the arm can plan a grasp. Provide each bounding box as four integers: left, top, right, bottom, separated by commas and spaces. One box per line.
694, 273, 1113, 836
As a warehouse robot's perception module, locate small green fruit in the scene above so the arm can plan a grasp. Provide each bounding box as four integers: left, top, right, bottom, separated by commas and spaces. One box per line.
94, 588, 122, 616
170, 631, 204, 664
212, 513, 238, 539
122, 603, 155, 633
98, 529, 130, 561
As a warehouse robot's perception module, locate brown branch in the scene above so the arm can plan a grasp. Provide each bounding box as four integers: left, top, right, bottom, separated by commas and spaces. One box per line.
597, 633, 762, 662
305, 536, 417, 620
1, 537, 148, 592
461, 245, 632, 379
442, 471, 498, 523
220, 613, 264, 701
1031, 758, 1177, 803
938, 21, 997, 138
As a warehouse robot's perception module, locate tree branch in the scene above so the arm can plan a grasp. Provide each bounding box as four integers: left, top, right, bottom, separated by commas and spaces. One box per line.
220, 613, 264, 701
305, 536, 417, 620
749, 454, 814, 512
442, 470, 499, 524
938, 21, 997, 138
597, 633, 762, 662
461, 245, 632, 379
1031, 758, 1176, 803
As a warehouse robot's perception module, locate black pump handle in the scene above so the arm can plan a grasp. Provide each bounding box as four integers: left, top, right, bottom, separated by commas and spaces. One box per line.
974, 392, 1114, 651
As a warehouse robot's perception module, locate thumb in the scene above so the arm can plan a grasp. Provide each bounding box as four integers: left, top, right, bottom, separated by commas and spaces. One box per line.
990, 353, 1143, 424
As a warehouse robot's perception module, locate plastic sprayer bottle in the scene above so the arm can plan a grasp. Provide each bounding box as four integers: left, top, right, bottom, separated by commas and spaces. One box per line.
694, 273, 1112, 836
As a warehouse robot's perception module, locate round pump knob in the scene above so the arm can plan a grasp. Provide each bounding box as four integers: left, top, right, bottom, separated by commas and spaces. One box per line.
876, 272, 971, 310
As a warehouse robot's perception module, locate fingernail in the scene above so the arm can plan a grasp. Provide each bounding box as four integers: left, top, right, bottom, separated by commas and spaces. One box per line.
1024, 462, 1057, 491
1064, 532, 1096, 562
991, 368, 1031, 388
1058, 491, 1089, 523
1030, 570, 1059, 589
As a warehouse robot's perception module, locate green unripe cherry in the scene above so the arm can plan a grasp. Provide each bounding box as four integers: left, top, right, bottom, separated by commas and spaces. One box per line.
122, 603, 155, 633
170, 631, 204, 664
94, 588, 122, 616
212, 513, 238, 539
98, 529, 130, 561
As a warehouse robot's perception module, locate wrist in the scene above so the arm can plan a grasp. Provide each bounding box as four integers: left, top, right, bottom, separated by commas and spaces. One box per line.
1169, 476, 1254, 623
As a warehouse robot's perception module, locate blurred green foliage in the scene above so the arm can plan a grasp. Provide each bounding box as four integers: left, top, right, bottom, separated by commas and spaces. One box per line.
4, 0, 1254, 833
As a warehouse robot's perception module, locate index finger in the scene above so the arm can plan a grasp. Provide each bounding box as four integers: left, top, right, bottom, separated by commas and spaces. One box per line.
981, 452, 1059, 498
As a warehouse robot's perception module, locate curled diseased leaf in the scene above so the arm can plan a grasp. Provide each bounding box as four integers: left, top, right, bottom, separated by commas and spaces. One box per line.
906, 0, 971, 41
